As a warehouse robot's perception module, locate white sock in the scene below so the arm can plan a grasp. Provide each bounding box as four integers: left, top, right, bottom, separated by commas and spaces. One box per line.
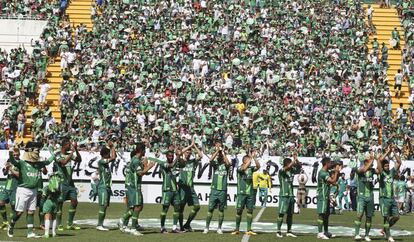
52, 219, 57, 235
45, 220, 50, 236
172, 225, 177, 230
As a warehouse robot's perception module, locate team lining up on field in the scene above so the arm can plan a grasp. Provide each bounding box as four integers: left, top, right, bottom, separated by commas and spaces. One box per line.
0, 137, 407, 241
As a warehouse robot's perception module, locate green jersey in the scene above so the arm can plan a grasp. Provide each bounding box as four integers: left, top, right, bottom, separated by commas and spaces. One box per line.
356, 168, 375, 198
278, 167, 300, 197
317, 169, 330, 199
237, 166, 258, 195
379, 168, 396, 198
3, 165, 19, 191
53, 150, 79, 187
338, 177, 347, 193
11, 158, 53, 189
128, 157, 144, 190
160, 161, 179, 192
98, 159, 114, 188
179, 158, 200, 187
396, 181, 407, 197
210, 161, 230, 191
42, 185, 60, 201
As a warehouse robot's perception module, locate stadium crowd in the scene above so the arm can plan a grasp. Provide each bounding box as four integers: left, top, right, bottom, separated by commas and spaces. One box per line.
0, 0, 413, 160
0, 0, 67, 19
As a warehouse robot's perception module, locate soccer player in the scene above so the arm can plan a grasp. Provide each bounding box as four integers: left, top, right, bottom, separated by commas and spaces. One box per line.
119, 143, 154, 236
53, 138, 82, 231
354, 154, 378, 241
42, 173, 62, 238
377, 145, 401, 242
316, 157, 341, 240
277, 154, 302, 238
7, 142, 55, 238
155, 150, 182, 233
96, 141, 116, 231
0, 148, 20, 229
178, 138, 203, 232
203, 142, 231, 234
337, 173, 350, 213
232, 150, 260, 235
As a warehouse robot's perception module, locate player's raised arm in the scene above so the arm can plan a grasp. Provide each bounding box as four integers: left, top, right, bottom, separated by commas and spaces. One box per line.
239, 155, 251, 172
138, 157, 155, 176
393, 145, 402, 172
73, 142, 82, 163
377, 146, 391, 174
193, 140, 203, 161
251, 150, 260, 171
327, 164, 341, 184
358, 155, 374, 174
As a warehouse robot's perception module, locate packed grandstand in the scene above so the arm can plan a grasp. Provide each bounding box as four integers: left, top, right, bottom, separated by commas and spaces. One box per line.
0, 0, 413, 159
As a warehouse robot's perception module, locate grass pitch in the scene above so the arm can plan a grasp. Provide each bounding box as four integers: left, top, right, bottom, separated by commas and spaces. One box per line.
0, 202, 413, 242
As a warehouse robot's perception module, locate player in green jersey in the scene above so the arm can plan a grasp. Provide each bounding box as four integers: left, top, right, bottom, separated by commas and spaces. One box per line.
155, 150, 183, 233
276, 154, 302, 238
7, 142, 55, 238
96, 141, 116, 231
377, 145, 401, 242
42, 173, 62, 238
336, 173, 350, 214
316, 157, 341, 240
203, 141, 231, 234
0, 147, 20, 229
178, 138, 203, 232
53, 138, 82, 231
354, 154, 379, 241
232, 150, 260, 236
118, 143, 154, 236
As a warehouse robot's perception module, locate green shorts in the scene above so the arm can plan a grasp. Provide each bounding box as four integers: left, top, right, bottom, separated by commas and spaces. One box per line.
59, 184, 78, 202
357, 196, 375, 218
317, 196, 329, 214
127, 187, 143, 207
208, 189, 227, 211
42, 199, 58, 214
380, 197, 398, 217
236, 193, 254, 210
279, 196, 295, 215
161, 191, 180, 206
0, 189, 16, 205
179, 185, 199, 206
98, 187, 112, 207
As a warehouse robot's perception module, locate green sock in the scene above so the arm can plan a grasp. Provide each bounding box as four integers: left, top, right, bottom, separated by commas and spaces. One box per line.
206, 212, 213, 228
160, 212, 167, 227
218, 211, 224, 229
56, 205, 62, 227
235, 214, 241, 230
27, 213, 34, 234
317, 218, 324, 233
98, 206, 106, 226
246, 213, 253, 231
178, 211, 184, 228
384, 218, 391, 238
173, 212, 179, 226
365, 219, 371, 237
122, 209, 132, 226
68, 204, 76, 226
354, 220, 361, 235
0, 205, 7, 222
277, 215, 283, 231
39, 210, 45, 226
131, 210, 139, 229
185, 207, 199, 226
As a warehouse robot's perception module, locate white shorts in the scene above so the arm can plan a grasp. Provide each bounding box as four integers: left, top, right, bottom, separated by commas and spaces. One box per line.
397, 196, 405, 203
15, 187, 37, 212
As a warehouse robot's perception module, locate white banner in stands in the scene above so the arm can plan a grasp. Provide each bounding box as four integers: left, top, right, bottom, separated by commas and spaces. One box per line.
0, 151, 413, 208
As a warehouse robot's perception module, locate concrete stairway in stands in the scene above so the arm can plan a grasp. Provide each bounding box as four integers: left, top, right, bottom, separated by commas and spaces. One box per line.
20, 0, 94, 143
366, 4, 408, 113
